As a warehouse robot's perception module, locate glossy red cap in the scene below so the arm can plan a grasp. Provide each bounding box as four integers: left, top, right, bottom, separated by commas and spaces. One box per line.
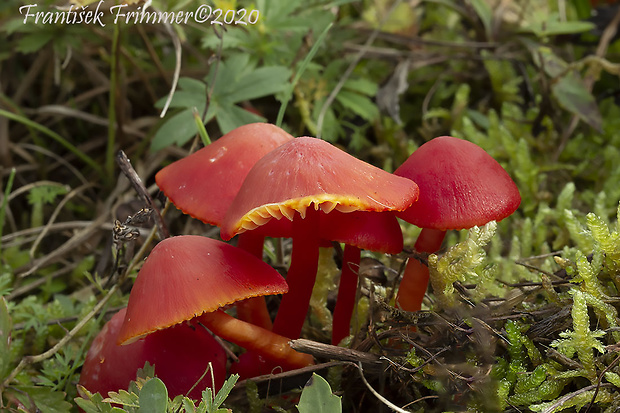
221, 137, 419, 240
117, 236, 288, 344
395, 136, 521, 230
155, 123, 293, 225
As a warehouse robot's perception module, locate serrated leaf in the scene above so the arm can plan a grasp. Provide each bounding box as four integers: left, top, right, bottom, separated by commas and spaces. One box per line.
74, 387, 117, 413
13, 386, 72, 413
28, 185, 68, 205
212, 374, 239, 409
552, 72, 602, 132
138, 377, 168, 413
105, 389, 139, 407
297, 374, 341, 413
182, 396, 198, 413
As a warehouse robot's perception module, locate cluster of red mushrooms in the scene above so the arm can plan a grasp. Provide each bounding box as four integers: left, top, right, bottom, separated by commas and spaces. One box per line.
78, 123, 521, 399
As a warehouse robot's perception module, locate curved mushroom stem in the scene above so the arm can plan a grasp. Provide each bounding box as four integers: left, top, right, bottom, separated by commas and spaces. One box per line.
235, 232, 273, 330
331, 245, 361, 345
196, 310, 314, 371
272, 208, 321, 339
396, 228, 446, 312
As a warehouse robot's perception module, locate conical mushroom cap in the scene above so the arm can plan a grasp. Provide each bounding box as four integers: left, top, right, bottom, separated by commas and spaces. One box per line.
395, 136, 521, 230
221, 137, 419, 240
118, 235, 288, 344
155, 123, 293, 225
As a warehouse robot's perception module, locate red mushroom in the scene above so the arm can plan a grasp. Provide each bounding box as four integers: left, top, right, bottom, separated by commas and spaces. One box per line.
117, 236, 314, 371
394, 136, 521, 312
321, 211, 404, 345
221, 137, 419, 340
79, 307, 226, 400
155, 123, 294, 329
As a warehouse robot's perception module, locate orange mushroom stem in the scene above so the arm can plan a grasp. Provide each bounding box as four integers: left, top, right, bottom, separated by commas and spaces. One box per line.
396, 228, 446, 312
197, 310, 314, 371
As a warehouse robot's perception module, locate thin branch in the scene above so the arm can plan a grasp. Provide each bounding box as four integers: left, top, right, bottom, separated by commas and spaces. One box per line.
116, 150, 168, 239
354, 361, 411, 413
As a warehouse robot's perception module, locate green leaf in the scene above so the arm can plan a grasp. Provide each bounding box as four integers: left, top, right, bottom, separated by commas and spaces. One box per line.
106, 389, 139, 407
27, 185, 68, 206
152, 56, 289, 150
523, 19, 596, 37
552, 72, 602, 132
16, 31, 54, 54
223, 66, 291, 103
13, 386, 72, 413
75, 386, 118, 413
469, 0, 492, 39
335, 91, 379, 121
138, 377, 168, 413
150, 109, 199, 151
212, 373, 239, 410
297, 373, 341, 413
343, 78, 378, 96
215, 104, 266, 135
155, 78, 207, 110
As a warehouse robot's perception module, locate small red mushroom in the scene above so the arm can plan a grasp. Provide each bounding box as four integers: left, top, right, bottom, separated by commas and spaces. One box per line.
394, 136, 521, 312
155, 123, 294, 329
79, 308, 226, 400
117, 236, 314, 372
221, 137, 419, 340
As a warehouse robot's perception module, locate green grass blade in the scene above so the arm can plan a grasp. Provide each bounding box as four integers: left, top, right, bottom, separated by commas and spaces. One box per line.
0, 109, 103, 176
276, 22, 333, 128
0, 168, 16, 256
192, 107, 211, 146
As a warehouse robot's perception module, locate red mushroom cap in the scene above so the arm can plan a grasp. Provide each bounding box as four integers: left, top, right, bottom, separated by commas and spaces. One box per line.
394, 136, 521, 230
79, 308, 226, 399
321, 211, 403, 254
220, 137, 419, 240
155, 123, 294, 225
117, 235, 288, 345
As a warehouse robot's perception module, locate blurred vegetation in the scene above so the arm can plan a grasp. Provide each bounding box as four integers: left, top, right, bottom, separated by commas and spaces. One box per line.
1, 0, 620, 411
